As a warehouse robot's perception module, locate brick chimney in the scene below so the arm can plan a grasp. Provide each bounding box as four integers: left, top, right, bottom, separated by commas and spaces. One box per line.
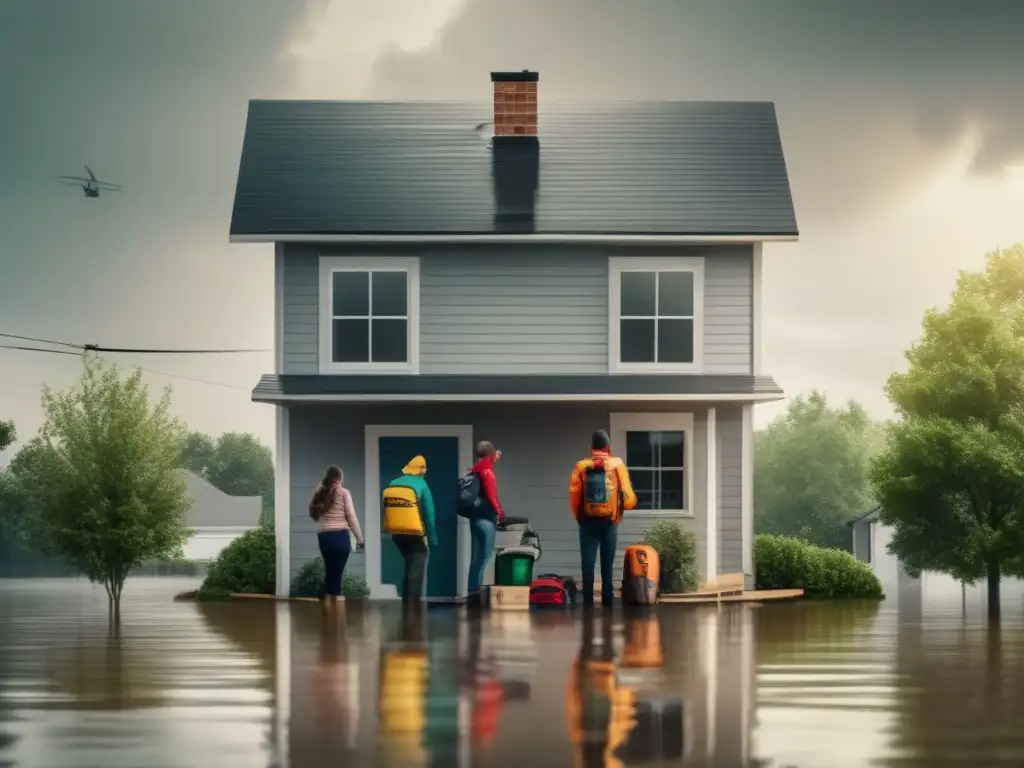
491, 70, 539, 136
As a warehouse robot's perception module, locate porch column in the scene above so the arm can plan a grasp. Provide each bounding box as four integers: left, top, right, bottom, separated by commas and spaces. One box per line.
273, 244, 292, 598
274, 406, 291, 597
706, 407, 718, 581
741, 404, 754, 586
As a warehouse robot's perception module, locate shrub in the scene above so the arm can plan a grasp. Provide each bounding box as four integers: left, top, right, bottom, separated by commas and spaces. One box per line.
197, 526, 275, 600
642, 521, 699, 594
754, 534, 884, 598
292, 556, 370, 600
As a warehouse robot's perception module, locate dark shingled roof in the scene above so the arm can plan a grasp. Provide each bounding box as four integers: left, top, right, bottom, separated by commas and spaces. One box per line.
230, 100, 798, 238
251, 374, 784, 402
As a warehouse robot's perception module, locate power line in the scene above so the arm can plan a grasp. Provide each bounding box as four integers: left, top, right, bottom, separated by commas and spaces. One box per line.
126, 364, 252, 392
85, 345, 270, 355
0, 331, 269, 355
1, 344, 253, 392
0, 333, 81, 349
0, 343, 82, 357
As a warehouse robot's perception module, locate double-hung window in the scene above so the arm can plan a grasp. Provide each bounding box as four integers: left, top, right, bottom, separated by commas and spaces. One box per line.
611, 412, 694, 516
318, 257, 420, 373
609, 257, 704, 372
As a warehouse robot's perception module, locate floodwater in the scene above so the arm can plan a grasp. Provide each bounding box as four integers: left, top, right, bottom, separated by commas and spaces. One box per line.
1, 578, 1024, 768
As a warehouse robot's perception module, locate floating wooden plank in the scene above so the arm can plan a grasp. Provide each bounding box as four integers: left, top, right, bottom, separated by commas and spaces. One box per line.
660, 588, 804, 604
230, 592, 321, 603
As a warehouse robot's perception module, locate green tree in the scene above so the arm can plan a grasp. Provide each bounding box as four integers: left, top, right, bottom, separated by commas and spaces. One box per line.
7, 360, 190, 615
871, 245, 1024, 616
755, 391, 881, 549
0, 420, 13, 453
181, 431, 273, 526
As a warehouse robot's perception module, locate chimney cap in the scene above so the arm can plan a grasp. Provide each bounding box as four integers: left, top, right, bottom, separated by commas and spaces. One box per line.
491, 70, 539, 83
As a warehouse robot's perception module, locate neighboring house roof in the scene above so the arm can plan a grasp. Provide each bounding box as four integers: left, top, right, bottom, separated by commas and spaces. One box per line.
251, 373, 784, 403
230, 100, 798, 238
183, 470, 261, 528
847, 507, 881, 527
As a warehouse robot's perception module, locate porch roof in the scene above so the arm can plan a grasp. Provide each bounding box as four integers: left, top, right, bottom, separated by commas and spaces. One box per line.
847, 507, 881, 527
251, 373, 784, 404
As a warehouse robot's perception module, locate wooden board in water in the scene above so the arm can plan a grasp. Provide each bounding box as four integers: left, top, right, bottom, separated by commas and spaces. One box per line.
230, 593, 320, 603
660, 588, 804, 604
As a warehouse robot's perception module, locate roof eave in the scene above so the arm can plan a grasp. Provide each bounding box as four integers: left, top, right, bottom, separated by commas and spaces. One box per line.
251, 391, 786, 405
228, 232, 800, 245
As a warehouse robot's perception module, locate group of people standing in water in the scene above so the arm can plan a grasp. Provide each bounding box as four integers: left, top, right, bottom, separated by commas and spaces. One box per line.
308, 428, 638, 609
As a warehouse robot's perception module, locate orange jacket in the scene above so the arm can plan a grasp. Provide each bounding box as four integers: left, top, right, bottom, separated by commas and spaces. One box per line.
565, 659, 637, 768
569, 451, 637, 523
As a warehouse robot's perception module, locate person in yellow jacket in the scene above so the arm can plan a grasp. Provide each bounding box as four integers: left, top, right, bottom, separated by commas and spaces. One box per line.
569, 430, 637, 607
382, 456, 438, 605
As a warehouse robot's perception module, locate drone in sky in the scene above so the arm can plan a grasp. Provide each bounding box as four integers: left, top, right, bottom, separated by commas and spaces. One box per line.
53, 166, 123, 198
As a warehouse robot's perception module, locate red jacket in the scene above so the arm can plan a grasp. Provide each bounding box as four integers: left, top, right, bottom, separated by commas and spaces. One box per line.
470, 456, 504, 521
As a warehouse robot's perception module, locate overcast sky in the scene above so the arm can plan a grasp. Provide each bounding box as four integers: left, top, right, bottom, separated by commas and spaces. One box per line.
2, 0, 1024, 458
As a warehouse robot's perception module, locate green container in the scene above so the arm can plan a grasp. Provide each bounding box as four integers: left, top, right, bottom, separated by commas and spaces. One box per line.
494, 549, 536, 587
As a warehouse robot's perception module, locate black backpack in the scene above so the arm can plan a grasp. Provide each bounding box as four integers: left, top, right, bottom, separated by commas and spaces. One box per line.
456, 472, 484, 519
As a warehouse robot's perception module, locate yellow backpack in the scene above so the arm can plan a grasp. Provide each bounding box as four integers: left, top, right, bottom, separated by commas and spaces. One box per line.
382, 483, 424, 536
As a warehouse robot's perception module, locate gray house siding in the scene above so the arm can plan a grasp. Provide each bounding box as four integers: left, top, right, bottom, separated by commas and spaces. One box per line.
286, 401, 747, 585
716, 405, 744, 576
278, 243, 753, 376
281, 250, 319, 374
420, 249, 607, 374
852, 520, 871, 563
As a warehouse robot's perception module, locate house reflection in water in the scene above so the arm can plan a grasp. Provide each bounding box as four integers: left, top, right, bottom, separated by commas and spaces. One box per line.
274, 602, 755, 767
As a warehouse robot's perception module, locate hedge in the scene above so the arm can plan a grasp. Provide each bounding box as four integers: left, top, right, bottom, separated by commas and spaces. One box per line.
292, 557, 369, 600
754, 534, 884, 598
197, 526, 276, 600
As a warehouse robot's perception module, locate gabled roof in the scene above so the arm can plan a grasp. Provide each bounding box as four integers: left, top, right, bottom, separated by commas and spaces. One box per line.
230, 100, 798, 240
847, 507, 881, 527
183, 470, 261, 528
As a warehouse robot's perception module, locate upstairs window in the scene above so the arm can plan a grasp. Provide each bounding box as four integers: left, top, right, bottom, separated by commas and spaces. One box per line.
318, 257, 420, 373
609, 257, 704, 373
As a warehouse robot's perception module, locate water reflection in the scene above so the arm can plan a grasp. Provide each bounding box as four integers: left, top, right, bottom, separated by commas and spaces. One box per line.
4, 577, 1024, 766
0, 578, 272, 768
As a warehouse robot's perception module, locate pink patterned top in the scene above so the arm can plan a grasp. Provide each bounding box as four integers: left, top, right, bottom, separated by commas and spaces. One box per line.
318, 484, 364, 543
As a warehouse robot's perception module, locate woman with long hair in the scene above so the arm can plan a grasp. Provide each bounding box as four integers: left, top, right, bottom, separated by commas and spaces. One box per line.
309, 466, 364, 608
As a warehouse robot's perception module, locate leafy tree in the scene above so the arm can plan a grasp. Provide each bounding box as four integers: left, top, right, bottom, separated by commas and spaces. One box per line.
871, 245, 1024, 616
0, 420, 13, 453
181, 431, 273, 526
8, 360, 190, 615
755, 391, 881, 549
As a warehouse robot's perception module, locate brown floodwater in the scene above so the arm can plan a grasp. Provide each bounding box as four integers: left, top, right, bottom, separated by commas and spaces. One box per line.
1, 576, 1024, 767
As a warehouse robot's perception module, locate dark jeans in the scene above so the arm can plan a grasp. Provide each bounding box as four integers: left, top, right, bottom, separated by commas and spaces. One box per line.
317, 530, 352, 597
579, 518, 619, 606
468, 517, 497, 593
393, 534, 429, 602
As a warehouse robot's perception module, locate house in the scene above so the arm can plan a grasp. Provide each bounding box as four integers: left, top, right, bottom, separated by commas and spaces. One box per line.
848, 507, 920, 595
181, 470, 261, 562
229, 70, 798, 599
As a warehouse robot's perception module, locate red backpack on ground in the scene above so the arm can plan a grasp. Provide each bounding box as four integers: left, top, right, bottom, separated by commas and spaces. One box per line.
529, 574, 576, 607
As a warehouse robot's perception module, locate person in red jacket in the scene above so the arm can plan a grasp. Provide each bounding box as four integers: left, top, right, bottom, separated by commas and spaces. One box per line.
468, 441, 506, 596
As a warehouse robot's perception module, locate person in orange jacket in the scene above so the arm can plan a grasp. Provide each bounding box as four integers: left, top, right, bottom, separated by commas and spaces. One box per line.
569, 429, 637, 607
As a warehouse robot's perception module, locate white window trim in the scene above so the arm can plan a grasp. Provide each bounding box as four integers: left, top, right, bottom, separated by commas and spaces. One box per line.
318, 256, 420, 374
610, 412, 695, 518
608, 256, 705, 374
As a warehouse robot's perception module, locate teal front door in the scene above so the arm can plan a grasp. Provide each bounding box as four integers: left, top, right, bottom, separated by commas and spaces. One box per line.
378, 436, 460, 599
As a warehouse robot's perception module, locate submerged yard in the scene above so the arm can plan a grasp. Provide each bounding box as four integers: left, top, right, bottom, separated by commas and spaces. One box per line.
1, 576, 1024, 767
